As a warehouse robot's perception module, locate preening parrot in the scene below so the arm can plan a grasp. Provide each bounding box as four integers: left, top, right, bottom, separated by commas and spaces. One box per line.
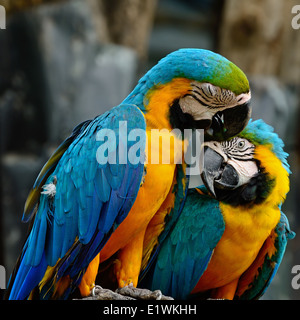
140, 119, 295, 300
6, 48, 251, 300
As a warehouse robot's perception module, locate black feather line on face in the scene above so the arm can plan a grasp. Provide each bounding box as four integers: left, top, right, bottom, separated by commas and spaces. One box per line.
169, 99, 212, 133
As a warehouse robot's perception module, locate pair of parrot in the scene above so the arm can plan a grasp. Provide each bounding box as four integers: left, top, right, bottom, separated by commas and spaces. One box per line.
5, 48, 294, 300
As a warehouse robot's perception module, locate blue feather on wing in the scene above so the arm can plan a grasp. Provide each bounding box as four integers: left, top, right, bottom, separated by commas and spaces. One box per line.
7, 104, 146, 300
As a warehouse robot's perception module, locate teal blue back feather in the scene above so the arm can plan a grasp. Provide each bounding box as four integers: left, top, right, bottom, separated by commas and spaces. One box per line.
142, 189, 225, 299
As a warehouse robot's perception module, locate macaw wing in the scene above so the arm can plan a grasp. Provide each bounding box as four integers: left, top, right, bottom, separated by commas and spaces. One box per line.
235, 212, 295, 300
7, 104, 146, 300
142, 188, 225, 299
23, 119, 93, 223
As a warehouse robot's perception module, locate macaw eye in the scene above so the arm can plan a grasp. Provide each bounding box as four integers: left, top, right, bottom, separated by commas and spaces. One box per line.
237, 140, 245, 149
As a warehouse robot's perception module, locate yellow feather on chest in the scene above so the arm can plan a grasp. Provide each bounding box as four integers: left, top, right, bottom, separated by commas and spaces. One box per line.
216, 203, 280, 279
193, 203, 281, 292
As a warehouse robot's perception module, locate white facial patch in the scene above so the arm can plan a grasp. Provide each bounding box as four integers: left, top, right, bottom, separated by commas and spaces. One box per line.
227, 159, 259, 187
179, 81, 251, 120
179, 95, 217, 121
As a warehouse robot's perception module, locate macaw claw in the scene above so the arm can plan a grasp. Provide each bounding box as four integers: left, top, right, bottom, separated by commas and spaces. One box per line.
116, 283, 173, 300
75, 285, 135, 300
78, 284, 173, 300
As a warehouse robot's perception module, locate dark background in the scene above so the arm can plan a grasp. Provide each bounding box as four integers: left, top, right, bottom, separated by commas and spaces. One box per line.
0, 0, 299, 299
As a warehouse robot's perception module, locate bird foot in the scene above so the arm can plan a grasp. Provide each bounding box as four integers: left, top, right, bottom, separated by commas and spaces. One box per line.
78, 284, 173, 300
116, 283, 173, 300
80, 285, 135, 300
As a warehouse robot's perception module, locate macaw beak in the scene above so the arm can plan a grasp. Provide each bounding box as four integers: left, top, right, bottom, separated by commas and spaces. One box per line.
200, 146, 240, 198
206, 102, 252, 141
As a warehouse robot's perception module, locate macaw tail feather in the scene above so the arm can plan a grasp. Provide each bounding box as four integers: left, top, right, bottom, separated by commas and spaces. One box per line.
5, 241, 48, 300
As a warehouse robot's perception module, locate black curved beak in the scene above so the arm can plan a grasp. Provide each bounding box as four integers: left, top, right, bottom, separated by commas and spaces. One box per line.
205, 102, 251, 141
200, 147, 240, 197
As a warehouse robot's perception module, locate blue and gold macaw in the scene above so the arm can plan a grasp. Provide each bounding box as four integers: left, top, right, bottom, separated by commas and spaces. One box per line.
6, 49, 252, 300
140, 119, 295, 300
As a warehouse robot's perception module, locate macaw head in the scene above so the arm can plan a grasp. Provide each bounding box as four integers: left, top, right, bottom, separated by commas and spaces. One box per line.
200, 119, 290, 207
124, 48, 251, 139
